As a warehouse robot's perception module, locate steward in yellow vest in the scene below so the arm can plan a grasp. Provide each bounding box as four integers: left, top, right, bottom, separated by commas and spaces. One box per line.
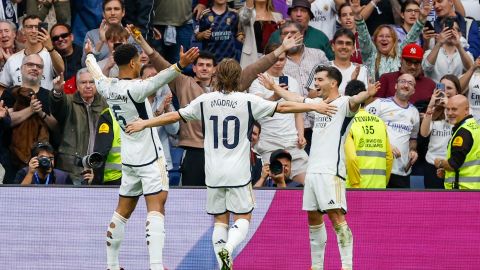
434, 95, 480, 189
93, 108, 122, 185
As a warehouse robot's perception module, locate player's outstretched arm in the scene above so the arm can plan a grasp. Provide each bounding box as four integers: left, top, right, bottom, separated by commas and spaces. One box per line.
349, 81, 380, 112
125, 111, 181, 134
85, 51, 108, 81
257, 73, 303, 102
276, 101, 337, 116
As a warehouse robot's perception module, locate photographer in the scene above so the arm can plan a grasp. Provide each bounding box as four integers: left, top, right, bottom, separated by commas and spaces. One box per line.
15, 142, 72, 185
254, 149, 300, 188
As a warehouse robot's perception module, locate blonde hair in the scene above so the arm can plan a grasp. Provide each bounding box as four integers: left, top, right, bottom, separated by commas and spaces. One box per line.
213, 58, 242, 93
372, 25, 399, 75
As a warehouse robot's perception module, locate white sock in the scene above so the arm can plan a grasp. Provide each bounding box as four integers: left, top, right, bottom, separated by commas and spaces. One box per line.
309, 223, 327, 270
224, 218, 249, 254
334, 221, 353, 269
106, 212, 127, 270
146, 211, 165, 270
212, 222, 229, 268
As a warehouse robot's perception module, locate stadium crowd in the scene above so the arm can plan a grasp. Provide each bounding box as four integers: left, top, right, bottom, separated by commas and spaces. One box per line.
0, 0, 479, 189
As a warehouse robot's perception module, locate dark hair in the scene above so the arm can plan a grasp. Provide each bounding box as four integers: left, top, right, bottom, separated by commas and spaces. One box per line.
50, 23, 71, 36
264, 43, 281, 55
440, 74, 461, 94
102, 0, 124, 11
314, 65, 342, 87
253, 121, 261, 134
194, 51, 216, 66
338, 3, 351, 16
401, 0, 420, 13
140, 64, 157, 77
279, 21, 305, 34
332, 28, 355, 43
345, 80, 366, 97
105, 23, 129, 41
113, 44, 138, 66
22, 15, 42, 25
31, 141, 54, 157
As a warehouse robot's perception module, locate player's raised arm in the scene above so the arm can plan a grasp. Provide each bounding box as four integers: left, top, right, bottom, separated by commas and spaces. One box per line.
348, 81, 380, 112
85, 42, 108, 82
125, 111, 182, 134
276, 100, 337, 116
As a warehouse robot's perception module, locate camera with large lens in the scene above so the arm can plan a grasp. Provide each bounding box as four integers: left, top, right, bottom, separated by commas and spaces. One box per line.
37, 157, 52, 170
74, 152, 104, 169
269, 160, 284, 175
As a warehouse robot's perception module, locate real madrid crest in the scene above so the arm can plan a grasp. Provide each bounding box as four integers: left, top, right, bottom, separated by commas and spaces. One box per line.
226, 17, 232, 25
208, 15, 214, 23
323, 4, 329, 11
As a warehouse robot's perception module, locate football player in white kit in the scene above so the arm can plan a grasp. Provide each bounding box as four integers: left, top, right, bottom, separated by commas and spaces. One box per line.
125, 57, 338, 270
86, 43, 199, 270
259, 65, 379, 270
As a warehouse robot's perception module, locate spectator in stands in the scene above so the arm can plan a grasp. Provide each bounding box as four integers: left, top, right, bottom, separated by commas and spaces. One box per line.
0, 15, 64, 92
420, 75, 460, 188
249, 43, 308, 185
196, 0, 242, 63
15, 141, 73, 185
280, 21, 329, 154
268, 0, 334, 60
0, 20, 18, 69
250, 121, 263, 185
344, 79, 392, 188
26, 0, 71, 24
307, 28, 369, 95
81, 0, 136, 65
433, 0, 480, 58
122, 0, 155, 37
434, 94, 480, 189
254, 149, 299, 188
129, 25, 303, 186
366, 73, 420, 188
49, 68, 108, 184
394, 0, 422, 46
422, 20, 474, 82
377, 43, 436, 106
0, 0, 21, 25
71, 0, 102, 47
0, 100, 14, 183
358, 0, 400, 35
50, 23, 83, 83
309, 0, 345, 40
239, 0, 283, 68
338, 3, 362, 64
8, 54, 57, 172
352, 0, 430, 80
458, 56, 480, 123
96, 24, 129, 77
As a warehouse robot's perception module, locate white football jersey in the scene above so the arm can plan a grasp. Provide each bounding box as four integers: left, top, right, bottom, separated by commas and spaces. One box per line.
468, 73, 480, 123
366, 98, 420, 176
86, 54, 181, 166
306, 96, 356, 177
425, 120, 452, 165
309, 0, 337, 40
178, 91, 277, 187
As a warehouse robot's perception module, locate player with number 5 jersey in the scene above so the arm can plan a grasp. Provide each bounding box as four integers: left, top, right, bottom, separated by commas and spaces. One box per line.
125, 58, 338, 270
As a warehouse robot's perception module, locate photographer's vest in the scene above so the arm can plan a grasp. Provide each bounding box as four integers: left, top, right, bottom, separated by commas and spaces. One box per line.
103, 109, 122, 183
445, 118, 480, 189
348, 109, 388, 188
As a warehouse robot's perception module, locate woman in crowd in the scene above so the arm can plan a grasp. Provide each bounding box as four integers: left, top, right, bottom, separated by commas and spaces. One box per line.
239, 0, 283, 68
338, 3, 362, 64
351, 0, 430, 80
394, 0, 422, 46
420, 74, 460, 188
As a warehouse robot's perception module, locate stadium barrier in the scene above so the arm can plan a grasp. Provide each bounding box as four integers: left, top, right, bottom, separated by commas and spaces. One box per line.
0, 187, 479, 270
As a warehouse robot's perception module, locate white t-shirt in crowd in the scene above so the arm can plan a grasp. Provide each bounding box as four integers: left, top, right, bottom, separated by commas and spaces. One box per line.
366, 97, 420, 176
0, 48, 56, 90
468, 72, 480, 123
309, 0, 337, 40
307, 62, 369, 96
305, 95, 356, 178
249, 74, 300, 145
425, 119, 453, 165
179, 91, 277, 188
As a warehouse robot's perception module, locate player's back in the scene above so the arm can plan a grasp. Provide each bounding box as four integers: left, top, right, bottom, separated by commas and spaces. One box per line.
179, 91, 276, 187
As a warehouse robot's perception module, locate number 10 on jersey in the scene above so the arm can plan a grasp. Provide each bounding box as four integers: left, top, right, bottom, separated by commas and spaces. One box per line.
209, 115, 240, 149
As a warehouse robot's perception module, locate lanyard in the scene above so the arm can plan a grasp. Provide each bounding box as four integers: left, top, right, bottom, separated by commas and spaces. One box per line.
34, 172, 51, 185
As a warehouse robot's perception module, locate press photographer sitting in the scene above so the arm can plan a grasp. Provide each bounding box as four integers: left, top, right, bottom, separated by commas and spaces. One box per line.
254, 149, 301, 188
15, 142, 73, 185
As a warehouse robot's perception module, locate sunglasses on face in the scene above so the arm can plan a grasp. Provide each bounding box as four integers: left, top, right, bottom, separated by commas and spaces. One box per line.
51, 32, 70, 42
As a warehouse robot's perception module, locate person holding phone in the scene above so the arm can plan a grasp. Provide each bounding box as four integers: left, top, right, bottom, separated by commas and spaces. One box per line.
420, 75, 461, 188
422, 19, 474, 82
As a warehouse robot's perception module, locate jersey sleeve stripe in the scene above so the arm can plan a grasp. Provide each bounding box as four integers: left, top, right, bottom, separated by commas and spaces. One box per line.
200, 102, 205, 137
177, 111, 187, 123
270, 102, 278, 117
127, 90, 149, 120
247, 101, 254, 142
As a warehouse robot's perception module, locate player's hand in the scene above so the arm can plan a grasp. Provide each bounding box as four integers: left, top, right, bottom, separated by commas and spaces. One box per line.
367, 81, 381, 97
125, 118, 147, 134
314, 99, 337, 116
257, 73, 276, 91
178, 46, 200, 69
391, 145, 401, 158
280, 32, 303, 52
84, 39, 94, 55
